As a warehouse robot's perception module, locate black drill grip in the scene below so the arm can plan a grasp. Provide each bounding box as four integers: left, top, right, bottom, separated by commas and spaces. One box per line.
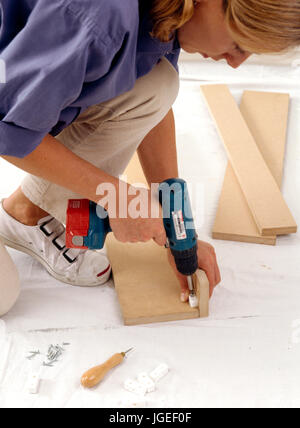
171, 244, 198, 276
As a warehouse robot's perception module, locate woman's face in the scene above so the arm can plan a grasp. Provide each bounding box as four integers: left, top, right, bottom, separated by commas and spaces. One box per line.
177, 0, 251, 68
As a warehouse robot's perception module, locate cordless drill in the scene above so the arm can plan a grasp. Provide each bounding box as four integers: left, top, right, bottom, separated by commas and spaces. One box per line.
66, 179, 198, 307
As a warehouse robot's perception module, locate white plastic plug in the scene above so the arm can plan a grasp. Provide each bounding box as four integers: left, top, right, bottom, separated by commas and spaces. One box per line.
189, 293, 199, 308
27, 372, 41, 394
137, 372, 156, 393
124, 378, 147, 396
149, 363, 169, 383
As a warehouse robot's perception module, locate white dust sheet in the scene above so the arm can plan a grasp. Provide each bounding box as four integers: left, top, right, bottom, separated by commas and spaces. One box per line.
1, 59, 300, 408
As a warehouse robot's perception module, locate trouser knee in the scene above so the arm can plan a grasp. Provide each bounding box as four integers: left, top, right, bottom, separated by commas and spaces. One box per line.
137, 57, 180, 127
0, 242, 20, 316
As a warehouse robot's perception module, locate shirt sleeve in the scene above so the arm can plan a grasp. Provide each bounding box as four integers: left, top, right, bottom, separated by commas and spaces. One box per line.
0, 2, 100, 158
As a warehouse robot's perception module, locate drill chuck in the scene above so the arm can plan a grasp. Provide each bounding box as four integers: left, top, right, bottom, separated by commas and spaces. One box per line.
171, 245, 198, 276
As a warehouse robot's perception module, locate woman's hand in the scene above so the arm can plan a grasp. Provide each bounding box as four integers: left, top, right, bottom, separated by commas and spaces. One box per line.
167, 240, 221, 301
108, 186, 167, 247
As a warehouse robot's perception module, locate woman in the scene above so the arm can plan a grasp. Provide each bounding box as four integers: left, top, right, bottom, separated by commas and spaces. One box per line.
0, 0, 299, 316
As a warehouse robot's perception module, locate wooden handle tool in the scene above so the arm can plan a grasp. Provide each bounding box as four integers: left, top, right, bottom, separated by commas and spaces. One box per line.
81, 348, 133, 388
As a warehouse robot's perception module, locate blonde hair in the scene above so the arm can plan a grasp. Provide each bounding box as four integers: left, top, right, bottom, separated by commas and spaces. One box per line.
150, 0, 194, 42
151, 0, 300, 53
225, 0, 300, 53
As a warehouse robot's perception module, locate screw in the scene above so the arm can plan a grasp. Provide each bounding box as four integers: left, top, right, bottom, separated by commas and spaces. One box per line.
26, 351, 40, 360
43, 362, 54, 367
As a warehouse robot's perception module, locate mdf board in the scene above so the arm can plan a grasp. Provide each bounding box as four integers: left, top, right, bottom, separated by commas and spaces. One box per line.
106, 153, 209, 325
213, 91, 290, 245
201, 85, 297, 236
106, 236, 209, 325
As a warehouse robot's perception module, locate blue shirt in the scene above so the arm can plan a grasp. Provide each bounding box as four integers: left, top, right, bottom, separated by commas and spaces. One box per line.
0, 0, 180, 158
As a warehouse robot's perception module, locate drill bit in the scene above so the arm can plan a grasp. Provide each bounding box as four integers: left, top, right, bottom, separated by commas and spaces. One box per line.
187, 275, 199, 308
187, 275, 194, 293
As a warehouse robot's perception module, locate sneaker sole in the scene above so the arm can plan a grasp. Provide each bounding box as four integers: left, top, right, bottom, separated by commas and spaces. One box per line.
0, 233, 111, 287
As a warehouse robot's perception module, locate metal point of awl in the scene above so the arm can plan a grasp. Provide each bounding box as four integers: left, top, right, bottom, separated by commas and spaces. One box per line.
122, 347, 134, 357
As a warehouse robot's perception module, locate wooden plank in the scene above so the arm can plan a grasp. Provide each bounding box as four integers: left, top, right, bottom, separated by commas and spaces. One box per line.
106, 236, 200, 326
106, 153, 209, 326
213, 91, 290, 245
194, 270, 209, 318
201, 85, 297, 236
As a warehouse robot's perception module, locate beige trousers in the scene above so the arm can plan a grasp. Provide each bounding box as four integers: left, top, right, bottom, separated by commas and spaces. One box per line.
21, 58, 180, 224
0, 240, 20, 316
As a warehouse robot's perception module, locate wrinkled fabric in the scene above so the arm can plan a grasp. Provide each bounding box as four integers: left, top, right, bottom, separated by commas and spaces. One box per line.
0, 0, 180, 158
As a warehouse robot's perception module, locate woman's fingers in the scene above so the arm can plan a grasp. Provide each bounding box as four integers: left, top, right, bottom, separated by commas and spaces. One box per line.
202, 264, 216, 298
196, 240, 221, 297
212, 249, 222, 295
215, 257, 222, 285
167, 240, 222, 302
152, 231, 167, 247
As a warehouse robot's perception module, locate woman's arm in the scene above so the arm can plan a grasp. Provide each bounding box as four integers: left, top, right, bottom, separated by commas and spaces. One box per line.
2, 134, 167, 246
138, 109, 221, 297
2, 133, 120, 204
138, 109, 179, 184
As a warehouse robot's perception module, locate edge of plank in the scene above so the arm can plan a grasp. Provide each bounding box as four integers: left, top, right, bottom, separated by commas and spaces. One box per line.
124, 311, 200, 326
261, 225, 298, 236
212, 231, 276, 246
193, 269, 209, 318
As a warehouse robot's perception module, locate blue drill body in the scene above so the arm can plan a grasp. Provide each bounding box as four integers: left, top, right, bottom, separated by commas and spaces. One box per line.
83, 202, 112, 250
159, 179, 198, 276
159, 179, 197, 251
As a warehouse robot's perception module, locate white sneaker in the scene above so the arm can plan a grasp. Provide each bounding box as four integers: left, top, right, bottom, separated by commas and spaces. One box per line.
0, 200, 111, 287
